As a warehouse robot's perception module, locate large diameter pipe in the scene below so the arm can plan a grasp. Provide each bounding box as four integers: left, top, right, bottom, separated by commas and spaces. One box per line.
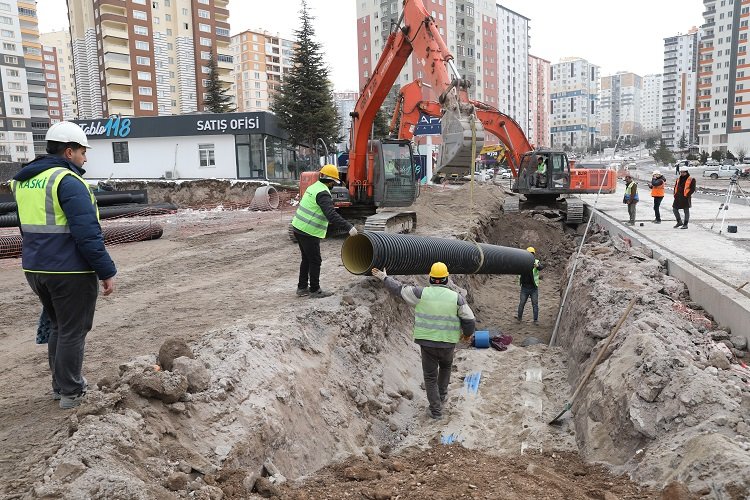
0, 203, 177, 228
341, 232, 534, 276
249, 185, 280, 211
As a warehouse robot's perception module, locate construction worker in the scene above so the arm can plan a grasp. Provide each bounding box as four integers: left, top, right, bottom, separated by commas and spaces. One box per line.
517, 247, 543, 324
291, 164, 357, 298
623, 174, 639, 225
534, 156, 547, 187
10, 121, 116, 409
648, 170, 666, 224
673, 166, 696, 229
371, 263, 475, 420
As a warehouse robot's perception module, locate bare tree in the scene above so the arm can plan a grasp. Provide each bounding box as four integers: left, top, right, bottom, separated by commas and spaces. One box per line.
736, 144, 748, 162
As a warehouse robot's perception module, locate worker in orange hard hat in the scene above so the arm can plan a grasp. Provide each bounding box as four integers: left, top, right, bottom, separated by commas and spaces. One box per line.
371, 262, 475, 420
517, 247, 543, 324
291, 164, 357, 298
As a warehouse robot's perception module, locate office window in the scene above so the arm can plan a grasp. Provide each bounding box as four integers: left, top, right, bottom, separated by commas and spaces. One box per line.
198, 144, 215, 167
112, 142, 129, 163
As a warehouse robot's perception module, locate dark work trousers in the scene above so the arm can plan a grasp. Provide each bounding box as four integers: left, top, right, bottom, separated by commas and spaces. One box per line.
295, 231, 323, 292
26, 273, 98, 396
420, 345, 455, 417
673, 207, 690, 226
518, 285, 539, 321
627, 203, 637, 224
653, 196, 663, 222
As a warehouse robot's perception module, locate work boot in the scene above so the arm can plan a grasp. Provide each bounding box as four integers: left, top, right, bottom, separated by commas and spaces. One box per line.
309, 289, 334, 299
680, 224, 688, 229
296, 287, 309, 297
673, 222, 682, 228
427, 409, 443, 420
60, 392, 85, 409
533, 320, 538, 325
652, 219, 661, 224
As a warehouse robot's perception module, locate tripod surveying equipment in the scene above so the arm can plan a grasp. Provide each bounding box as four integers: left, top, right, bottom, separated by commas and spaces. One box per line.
711, 173, 748, 234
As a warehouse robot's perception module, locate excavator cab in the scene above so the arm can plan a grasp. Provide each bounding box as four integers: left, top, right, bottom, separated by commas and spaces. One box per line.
513, 150, 572, 195
370, 139, 419, 207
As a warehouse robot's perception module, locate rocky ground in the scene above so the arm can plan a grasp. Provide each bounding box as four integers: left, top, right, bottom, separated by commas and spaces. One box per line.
0, 181, 747, 499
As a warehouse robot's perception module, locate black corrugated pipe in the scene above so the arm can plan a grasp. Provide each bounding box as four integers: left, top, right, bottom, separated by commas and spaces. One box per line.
0, 203, 177, 227
0, 192, 147, 214
341, 232, 534, 276
0, 202, 16, 215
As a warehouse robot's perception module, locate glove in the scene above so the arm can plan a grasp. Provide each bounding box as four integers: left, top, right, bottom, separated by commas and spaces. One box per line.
349, 226, 358, 237
371, 267, 387, 281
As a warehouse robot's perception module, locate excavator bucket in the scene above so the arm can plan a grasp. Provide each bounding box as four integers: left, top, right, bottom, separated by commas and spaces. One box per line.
436, 108, 485, 177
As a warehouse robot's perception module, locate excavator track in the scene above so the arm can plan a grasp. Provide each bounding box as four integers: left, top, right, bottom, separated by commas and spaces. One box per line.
364, 211, 417, 233
563, 198, 584, 224
502, 196, 520, 214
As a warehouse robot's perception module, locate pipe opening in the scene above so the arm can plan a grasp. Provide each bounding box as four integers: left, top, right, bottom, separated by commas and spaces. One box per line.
341, 234, 374, 275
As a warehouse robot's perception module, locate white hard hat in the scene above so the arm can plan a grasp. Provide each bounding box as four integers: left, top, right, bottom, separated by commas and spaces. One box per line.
652, 170, 661, 175
45, 121, 91, 148
679, 165, 689, 172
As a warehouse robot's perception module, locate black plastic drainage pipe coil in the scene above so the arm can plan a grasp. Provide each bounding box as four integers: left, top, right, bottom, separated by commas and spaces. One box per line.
0, 203, 177, 228
0, 202, 16, 215
341, 232, 534, 276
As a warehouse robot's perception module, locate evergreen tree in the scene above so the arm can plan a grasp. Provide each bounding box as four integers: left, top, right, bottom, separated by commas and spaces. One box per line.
699, 150, 709, 165
711, 150, 725, 162
678, 132, 687, 150
652, 140, 675, 165
271, 1, 341, 156
372, 107, 390, 139
203, 52, 234, 113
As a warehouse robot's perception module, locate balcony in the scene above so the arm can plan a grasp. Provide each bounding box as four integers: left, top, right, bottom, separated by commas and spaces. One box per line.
217, 54, 233, 70
100, 13, 127, 26
102, 25, 128, 40
109, 104, 133, 116
108, 90, 133, 101
106, 74, 132, 86
104, 55, 131, 71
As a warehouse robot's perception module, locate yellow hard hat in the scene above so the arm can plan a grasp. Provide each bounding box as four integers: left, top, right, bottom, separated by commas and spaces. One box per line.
319, 164, 340, 182
526, 246, 536, 254
429, 262, 449, 279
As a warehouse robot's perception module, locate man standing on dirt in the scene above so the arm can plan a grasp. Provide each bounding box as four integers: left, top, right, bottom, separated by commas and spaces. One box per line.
517, 247, 543, 324
648, 170, 666, 224
10, 121, 116, 409
673, 166, 696, 229
291, 164, 357, 298
371, 263, 475, 420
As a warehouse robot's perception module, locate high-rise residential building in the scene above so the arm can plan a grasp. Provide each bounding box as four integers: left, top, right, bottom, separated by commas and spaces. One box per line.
599, 72, 643, 142
549, 57, 600, 151
663, 28, 698, 149
497, 5, 529, 136
528, 54, 550, 147
0, 1, 43, 162
641, 74, 663, 136
41, 29, 77, 120
42, 44, 63, 123
230, 29, 295, 112
334, 90, 358, 149
67, 0, 231, 118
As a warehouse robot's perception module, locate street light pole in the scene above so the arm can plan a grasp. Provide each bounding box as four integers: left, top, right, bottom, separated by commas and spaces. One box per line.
316, 138, 329, 165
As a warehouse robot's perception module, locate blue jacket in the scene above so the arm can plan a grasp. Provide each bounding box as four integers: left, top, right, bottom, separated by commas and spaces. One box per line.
13, 156, 117, 280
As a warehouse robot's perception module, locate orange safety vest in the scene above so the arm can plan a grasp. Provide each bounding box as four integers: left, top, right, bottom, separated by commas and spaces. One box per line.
651, 178, 665, 197
674, 176, 692, 197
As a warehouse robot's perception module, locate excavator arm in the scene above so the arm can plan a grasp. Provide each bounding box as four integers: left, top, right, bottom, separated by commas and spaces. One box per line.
349, 0, 484, 199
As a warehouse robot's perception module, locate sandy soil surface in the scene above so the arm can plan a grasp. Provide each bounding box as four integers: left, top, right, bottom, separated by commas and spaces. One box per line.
0, 182, 741, 499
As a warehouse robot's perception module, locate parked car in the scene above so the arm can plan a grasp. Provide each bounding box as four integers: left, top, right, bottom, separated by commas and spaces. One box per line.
740, 166, 750, 178
703, 164, 740, 179
705, 159, 720, 166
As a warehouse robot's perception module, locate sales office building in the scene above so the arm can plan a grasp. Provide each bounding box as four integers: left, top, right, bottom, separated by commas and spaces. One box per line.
73, 112, 304, 181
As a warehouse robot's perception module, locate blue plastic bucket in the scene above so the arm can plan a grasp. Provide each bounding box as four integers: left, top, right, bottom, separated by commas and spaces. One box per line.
474, 330, 490, 348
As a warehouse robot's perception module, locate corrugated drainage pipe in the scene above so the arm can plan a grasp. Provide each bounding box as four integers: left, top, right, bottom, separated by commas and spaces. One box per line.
0, 204, 178, 227
249, 185, 280, 211
341, 232, 534, 276
0, 202, 16, 215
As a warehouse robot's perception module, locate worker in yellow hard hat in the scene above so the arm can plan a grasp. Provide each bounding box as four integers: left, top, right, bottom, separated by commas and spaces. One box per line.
370, 262, 475, 420
291, 164, 357, 299
517, 247, 543, 324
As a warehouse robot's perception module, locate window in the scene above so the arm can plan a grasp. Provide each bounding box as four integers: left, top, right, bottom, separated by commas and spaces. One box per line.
201, 51, 210, 60
198, 144, 216, 167
16, 145, 28, 152
134, 25, 148, 36
133, 10, 147, 20
4, 55, 17, 64
136, 56, 150, 65
8, 81, 20, 89
112, 142, 129, 163
9, 95, 21, 102
200, 37, 211, 46
11, 107, 24, 115
0, 15, 12, 25
139, 101, 153, 110
5, 68, 18, 77
138, 86, 152, 95
199, 23, 211, 33
198, 9, 210, 18
137, 71, 152, 80
2, 42, 15, 50
135, 40, 149, 50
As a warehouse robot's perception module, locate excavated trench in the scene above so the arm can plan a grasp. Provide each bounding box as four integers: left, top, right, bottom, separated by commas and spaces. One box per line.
28, 195, 750, 499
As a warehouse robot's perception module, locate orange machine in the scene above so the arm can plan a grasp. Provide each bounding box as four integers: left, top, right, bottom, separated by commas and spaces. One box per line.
391, 80, 616, 223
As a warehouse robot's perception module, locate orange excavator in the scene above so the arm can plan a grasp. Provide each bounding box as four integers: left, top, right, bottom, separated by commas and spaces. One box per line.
306, 0, 486, 232
390, 79, 617, 223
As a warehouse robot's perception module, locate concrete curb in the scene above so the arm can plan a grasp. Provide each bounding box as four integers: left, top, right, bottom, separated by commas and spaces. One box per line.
584, 203, 750, 340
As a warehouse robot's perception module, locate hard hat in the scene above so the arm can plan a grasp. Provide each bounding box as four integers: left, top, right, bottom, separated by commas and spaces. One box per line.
45, 121, 91, 148
652, 170, 661, 175
319, 164, 340, 183
679, 166, 689, 172
526, 246, 535, 254
429, 262, 449, 279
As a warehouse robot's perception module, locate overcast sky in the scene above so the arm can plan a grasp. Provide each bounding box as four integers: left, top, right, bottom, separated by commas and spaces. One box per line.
37, 0, 703, 92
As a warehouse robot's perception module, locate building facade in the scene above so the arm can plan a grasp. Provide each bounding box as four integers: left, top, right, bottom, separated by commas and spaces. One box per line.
230, 29, 295, 112
40, 29, 77, 120
42, 44, 63, 123
663, 28, 698, 149
497, 4, 529, 136
17, 0, 49, 156
528, 54, 550, 147
549, 57, 600, 151
641, 73, 663, 136
67, 0, 231, 119
334, 90, 358, 150
599, 72, 643, 142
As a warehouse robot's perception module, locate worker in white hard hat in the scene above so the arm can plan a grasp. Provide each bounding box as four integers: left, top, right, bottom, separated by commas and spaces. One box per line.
648, 170, 666, 224
9, 121, 116, 409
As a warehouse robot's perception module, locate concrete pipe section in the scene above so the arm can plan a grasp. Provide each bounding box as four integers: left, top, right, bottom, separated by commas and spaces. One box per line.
249, 185, 280, 211
341, 231, 534, 276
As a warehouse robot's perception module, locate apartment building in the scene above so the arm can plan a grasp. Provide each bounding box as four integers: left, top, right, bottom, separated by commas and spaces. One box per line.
697, 0, 750, 154
528, 54, 549, 147
230, 29, 295, 112
17, 0, 49, 156
68, 0, 232, 119
549, 57, 600, 151
42, 45, 63, 123
41, 29, 77, 120
641, 73, 663, 136
663, 28, 698, 149
599, 72, 643, 141
334, 90, 358, 149
497, 4, 529, 136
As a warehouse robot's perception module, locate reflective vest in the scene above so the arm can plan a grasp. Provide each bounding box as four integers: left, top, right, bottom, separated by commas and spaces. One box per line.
674, 176, 692, 197
413, 286, 461, 344
519, 259, 540, 287
292, 181, 330, 238
624, 181, 639, 202
536, 161, 546, 174
11, 167, 99, 274
650, 178, 665, 197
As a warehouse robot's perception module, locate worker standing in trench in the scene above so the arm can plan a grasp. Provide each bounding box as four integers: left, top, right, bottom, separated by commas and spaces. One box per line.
291, 164, 357, 298
516, 247, 543, 324
370, 263, 475, 420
